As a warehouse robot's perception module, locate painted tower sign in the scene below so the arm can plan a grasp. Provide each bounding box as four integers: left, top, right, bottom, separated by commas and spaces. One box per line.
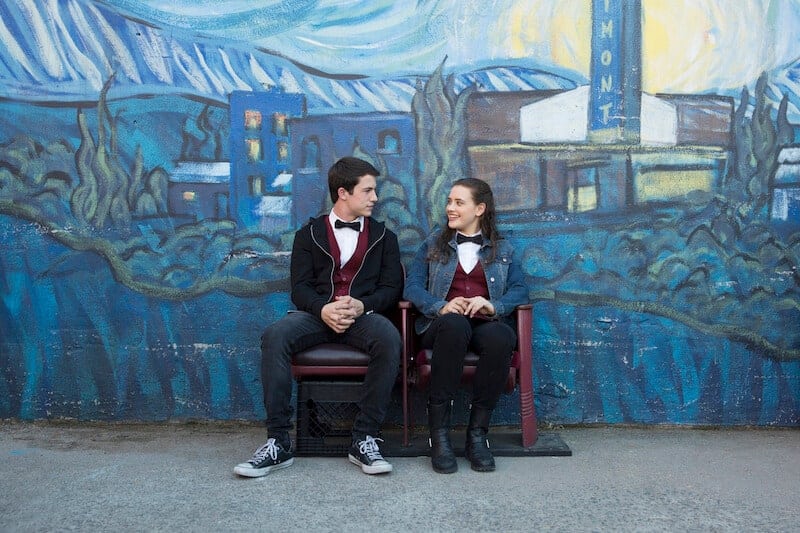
588, 0, 642, 143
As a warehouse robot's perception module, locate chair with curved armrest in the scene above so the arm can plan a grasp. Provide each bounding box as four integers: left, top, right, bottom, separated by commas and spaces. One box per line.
290, 305, 410, 451
399, 303, 537, 448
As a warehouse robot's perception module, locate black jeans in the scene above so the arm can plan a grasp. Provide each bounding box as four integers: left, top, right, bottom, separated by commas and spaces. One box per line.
260, 310, 401, 441
421, 313, 516, 409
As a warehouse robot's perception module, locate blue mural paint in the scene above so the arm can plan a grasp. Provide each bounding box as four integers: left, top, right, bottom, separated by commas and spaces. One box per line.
0, 0, 798, 428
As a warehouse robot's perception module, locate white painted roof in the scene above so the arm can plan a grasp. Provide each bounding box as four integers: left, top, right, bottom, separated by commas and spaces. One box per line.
519, 85, 677, 146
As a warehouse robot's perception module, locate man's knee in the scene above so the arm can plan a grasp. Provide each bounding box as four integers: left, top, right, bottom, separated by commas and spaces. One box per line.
260, 321, 286, 352
361, 314, 402, 359
262, 312, 311, 343
376, 317, 402, 348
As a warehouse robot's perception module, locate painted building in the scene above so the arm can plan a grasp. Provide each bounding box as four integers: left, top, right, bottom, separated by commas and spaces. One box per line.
229, 90, 306, 232
466, 89, 732, 215
167, 161, 230, 220
466, 0, 731, 216
772, 145, 800, 222
289, 112, 416, 224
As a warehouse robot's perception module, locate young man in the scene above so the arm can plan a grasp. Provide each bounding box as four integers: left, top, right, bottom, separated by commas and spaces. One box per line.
234, 157, 403, 477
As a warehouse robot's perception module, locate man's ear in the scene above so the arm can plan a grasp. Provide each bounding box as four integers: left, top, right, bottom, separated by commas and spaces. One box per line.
337, 187, 348, 201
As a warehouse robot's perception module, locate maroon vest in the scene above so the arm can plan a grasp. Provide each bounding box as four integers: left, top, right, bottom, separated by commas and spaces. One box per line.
326, 217, 370, 298
446, 259, 489, 301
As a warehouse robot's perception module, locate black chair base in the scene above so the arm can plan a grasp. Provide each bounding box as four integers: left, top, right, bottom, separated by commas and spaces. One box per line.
295, 380, 362, 456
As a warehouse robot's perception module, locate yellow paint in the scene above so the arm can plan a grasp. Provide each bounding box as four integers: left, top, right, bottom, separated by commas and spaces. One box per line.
568, 184, 597, 212
533, 0, 766, 93
642, 0, 716, 93
246, 138, 261, 162
636, 169, 714, 202
501, 1, 591, 73
504, 2, 549, 59
550, 0, 592, 74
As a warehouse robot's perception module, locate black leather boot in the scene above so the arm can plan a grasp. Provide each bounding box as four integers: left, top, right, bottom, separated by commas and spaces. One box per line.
428, 400, 457, 474
465, 405, 495, 472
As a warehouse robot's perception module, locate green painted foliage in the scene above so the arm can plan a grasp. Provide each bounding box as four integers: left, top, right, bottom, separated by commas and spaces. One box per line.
413, 58, 475, 227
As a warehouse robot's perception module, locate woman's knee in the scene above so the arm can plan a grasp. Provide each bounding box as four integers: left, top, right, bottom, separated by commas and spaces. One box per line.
475, 322, 516, 354
433, 313, 471, 337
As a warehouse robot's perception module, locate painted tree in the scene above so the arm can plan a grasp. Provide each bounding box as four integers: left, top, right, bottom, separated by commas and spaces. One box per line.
349, 143, 425, 261
522, 75, 800, 361
728, 72, 794, 221
180, 104, 229, 161
412, 58, 475, 229
71, 75, 168, 230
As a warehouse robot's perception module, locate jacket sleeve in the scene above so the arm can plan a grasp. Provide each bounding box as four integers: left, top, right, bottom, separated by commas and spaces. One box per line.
403, 239, 448, 318
358, 229, 403, 315
489, 246, 529, 318
290, 225, 330, 318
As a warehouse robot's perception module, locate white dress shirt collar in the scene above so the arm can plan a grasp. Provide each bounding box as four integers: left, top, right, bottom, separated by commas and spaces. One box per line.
329, 210, 364, 266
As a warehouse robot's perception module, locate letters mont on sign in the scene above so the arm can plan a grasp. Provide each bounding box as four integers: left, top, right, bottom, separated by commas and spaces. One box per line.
588, 0, 642, 144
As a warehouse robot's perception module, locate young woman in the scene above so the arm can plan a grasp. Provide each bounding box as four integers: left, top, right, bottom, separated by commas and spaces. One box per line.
404, 178, 528, 473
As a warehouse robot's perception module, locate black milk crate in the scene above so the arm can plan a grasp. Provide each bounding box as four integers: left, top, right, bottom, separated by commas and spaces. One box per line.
295, 380, 362, 456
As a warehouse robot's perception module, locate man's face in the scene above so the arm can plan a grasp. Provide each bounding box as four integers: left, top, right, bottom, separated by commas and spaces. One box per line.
337, 174, 378, 220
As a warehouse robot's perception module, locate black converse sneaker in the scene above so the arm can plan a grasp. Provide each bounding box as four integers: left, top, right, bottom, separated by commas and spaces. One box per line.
348, 435, 392, 475
233, 438, 294, 478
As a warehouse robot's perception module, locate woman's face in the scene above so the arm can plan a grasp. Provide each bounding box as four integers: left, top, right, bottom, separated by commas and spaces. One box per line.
446, 185, 485, 235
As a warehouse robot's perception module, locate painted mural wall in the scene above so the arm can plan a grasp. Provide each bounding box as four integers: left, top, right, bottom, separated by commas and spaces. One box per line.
0, 0, 798, 426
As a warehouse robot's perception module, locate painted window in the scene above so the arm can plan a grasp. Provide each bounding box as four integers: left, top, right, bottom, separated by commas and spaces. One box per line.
378, 129, 401, 154
249, 175, 264, 196
245, 110, 262, 130
302, 136, 321, 170
277, 141, 289, 163
246, 138, 262, 162
272, 113, 288, 136
568, 167, 598, 212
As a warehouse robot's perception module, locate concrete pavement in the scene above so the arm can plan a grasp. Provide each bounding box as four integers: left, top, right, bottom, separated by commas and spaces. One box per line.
1, 421, 798, 532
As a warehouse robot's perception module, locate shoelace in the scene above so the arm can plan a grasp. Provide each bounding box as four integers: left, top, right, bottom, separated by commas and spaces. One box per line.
358, 435, 385, 461
250, 438, 280, 464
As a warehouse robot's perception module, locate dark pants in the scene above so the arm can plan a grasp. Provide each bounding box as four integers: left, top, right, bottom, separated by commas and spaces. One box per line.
260, 310, 401, 441
421, 313, 516, 409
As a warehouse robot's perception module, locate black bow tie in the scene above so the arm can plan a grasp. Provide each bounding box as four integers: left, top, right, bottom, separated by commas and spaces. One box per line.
456, 233, 483, 245
335, 219, 361, 231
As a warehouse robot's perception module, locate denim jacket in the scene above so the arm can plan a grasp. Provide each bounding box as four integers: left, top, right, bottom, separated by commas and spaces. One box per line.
403, 233, 529, 334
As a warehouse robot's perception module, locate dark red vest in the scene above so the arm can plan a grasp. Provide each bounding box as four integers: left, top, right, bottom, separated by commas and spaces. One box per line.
326, 217, 370, 298
446, 259, 489, 300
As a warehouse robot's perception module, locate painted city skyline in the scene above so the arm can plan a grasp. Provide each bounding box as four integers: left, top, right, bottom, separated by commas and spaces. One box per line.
0, 0, 797, 426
